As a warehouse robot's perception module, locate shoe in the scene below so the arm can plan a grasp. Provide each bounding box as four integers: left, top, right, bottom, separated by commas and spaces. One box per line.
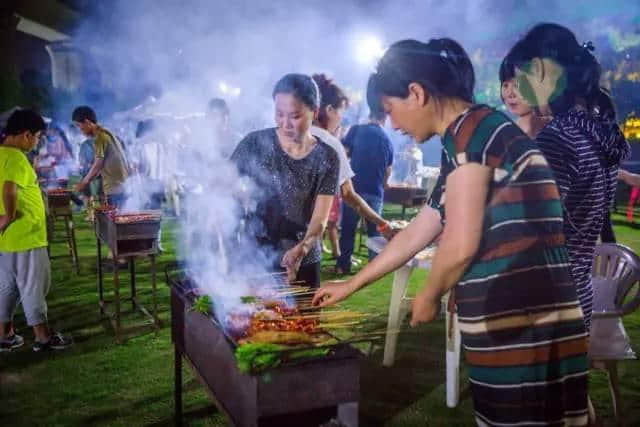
33, 332, 73, 352
0, 334, 25, 352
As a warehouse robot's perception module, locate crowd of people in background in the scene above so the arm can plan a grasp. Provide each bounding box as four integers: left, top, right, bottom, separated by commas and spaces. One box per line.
1, 19, 638, 426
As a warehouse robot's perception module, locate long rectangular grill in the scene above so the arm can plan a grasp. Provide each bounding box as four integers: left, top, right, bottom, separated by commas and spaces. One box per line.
384, 185, 428, 206
96, 209, 161, 258
167, 268, 364, 427
43, 189, 72, 214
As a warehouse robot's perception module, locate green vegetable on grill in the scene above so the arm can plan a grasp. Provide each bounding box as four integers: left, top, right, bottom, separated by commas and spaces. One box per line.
190, 295, 212, 315
235, 342, 331, 374
240, 295, 258, 304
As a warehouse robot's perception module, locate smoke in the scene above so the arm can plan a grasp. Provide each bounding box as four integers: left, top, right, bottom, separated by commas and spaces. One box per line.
56, 0, 639, 318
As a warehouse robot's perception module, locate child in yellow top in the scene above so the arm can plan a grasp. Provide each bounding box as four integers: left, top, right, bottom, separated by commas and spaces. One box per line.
0, 109, 72, 352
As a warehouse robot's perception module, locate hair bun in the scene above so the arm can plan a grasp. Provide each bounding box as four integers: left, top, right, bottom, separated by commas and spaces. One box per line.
312, 73, 332, 88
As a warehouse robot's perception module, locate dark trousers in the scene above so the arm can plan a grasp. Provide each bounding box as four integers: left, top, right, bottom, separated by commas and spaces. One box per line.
601, 210, 616, 243
277, 262, 321, 288
337, 193, 383, 273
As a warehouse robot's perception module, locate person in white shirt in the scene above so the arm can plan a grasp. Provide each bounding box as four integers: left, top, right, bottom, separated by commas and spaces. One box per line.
311, 74, 393, 273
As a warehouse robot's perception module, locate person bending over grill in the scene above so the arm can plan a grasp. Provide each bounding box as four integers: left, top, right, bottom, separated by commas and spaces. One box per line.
72, 106, 130, 209
310, 73, 394, 267
231, 73, 339, 288
0, 109, 72, 352
313, 38, 589, 426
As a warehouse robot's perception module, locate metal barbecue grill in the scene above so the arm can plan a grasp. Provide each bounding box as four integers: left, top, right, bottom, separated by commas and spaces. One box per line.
42, 188, 79, 272
166, 266, 372, 427
95, 208, 162, 342
383, 185, 428, 218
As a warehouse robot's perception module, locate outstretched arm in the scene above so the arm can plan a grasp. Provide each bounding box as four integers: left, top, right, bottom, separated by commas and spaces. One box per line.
313, 203, 442, 307
410, 163, 490, 326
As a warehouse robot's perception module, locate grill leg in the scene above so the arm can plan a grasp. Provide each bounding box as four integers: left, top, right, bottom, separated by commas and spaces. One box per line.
113, 258, 122, 343
97, 235, 104, 314
130, 257, 137, 309
63, 215, 75, 269
151, 255, 159, 331
69, 217, 79, 274
175, 346, 183, 427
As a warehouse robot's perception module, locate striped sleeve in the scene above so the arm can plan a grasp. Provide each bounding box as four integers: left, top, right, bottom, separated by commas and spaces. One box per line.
444, 109, 524, 173
536, 126, 578, 200
428, 150, 451, 224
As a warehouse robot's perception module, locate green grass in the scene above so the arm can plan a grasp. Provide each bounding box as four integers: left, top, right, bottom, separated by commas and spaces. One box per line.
1, 207, 639, 426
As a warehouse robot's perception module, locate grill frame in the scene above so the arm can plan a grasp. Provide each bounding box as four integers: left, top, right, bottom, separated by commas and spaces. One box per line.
95, 209, 161, 258
94, 209, 162, 342
168, 267, 364, 427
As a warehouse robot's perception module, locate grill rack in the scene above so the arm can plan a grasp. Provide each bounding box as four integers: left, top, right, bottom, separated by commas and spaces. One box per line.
165, 265, 376, 374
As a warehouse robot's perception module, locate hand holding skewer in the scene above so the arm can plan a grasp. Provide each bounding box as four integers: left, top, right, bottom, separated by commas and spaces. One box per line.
312, 280, 358, 307
281, 242, 307, 283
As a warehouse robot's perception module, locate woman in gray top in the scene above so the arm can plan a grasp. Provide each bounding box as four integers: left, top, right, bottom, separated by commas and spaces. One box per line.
231, 73, 339, 287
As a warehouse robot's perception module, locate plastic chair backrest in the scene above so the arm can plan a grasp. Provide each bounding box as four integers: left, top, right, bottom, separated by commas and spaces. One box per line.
592, 243, 640, 316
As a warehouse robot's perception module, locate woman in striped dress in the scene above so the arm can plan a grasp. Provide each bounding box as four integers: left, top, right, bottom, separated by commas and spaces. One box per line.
313, 38, 589, 426
505, 23, 629, 330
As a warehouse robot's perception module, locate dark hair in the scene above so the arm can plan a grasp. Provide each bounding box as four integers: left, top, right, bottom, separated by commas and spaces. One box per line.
4, 109, 46, 136
72, 105, 97, 123
48, 124, 73, 156
367, 38, 475, 114
135, 119, 156, 138
505, 23, 612, 117
208, 98, 229, 115
312, 74, 349, 128
272, 73, 320, 111
499, 56, 516, 84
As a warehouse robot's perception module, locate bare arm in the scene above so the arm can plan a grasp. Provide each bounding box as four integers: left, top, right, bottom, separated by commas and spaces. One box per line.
82, 156, 105, 185
313, 203, 443, 306
281, 194, 334, 281
0, 181, 18, 232
341, 179, 387, 227
619, 169, 640, 187
301, 194, 333, 252
411, 163, 490, 325
383, 166, 392, 190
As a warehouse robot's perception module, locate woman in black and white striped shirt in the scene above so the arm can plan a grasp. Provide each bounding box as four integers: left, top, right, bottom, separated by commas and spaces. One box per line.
504, 23, 629, 330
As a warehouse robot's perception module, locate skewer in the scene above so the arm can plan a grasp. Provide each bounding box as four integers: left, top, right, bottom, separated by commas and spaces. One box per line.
276, 290, 317, 296
287, 312, 378, 320
319, 321, 364, 328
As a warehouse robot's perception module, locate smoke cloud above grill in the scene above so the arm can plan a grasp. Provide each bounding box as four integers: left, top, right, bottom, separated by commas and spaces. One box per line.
63, 0, 638, 122
56, 0, 638, 312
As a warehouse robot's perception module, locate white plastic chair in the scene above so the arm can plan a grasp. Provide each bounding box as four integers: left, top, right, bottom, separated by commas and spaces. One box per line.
589, 243, 640, 421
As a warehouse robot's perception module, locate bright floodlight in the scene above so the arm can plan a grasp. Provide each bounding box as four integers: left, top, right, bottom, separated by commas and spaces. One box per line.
232, 87, 242, 97
356, 36, 385, 65
219, 82, 229, 94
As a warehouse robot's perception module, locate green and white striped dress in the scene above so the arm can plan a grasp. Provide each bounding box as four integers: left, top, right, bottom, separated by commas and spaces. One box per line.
432, 105, 589, 426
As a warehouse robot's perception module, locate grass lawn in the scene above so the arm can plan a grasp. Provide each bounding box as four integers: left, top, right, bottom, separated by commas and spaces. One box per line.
1, 206, 639, 426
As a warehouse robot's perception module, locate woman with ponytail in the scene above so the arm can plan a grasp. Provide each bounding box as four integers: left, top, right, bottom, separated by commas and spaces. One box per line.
314, 37, 589, 426
310, 74, 393, 266
506, 23, 629, 332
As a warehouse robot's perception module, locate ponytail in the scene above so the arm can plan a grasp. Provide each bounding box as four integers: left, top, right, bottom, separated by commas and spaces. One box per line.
367, 38, 475, 113
506, 23, 613, 118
